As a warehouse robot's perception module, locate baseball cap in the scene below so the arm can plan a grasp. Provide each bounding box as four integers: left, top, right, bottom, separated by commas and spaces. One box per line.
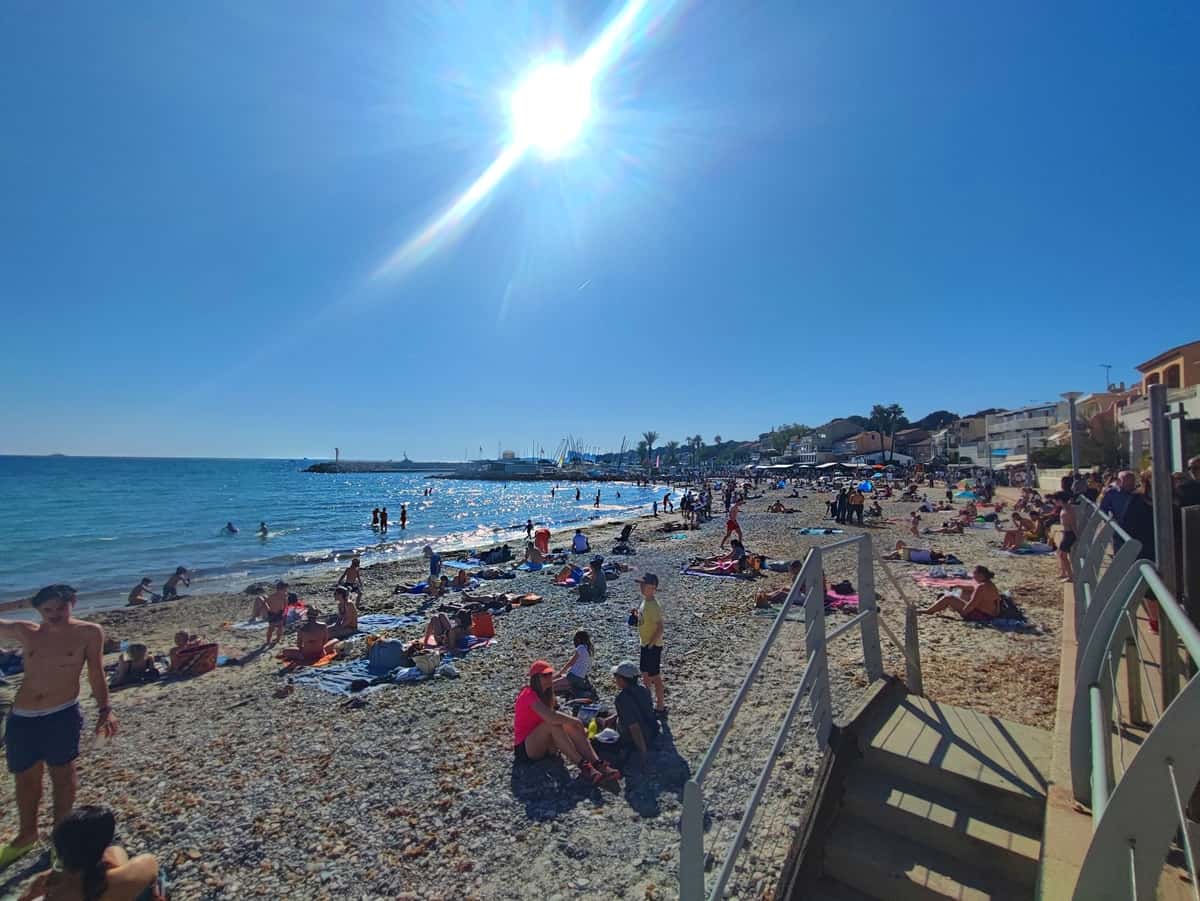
634, 573, 659, 587
528, 660, 554, 678
612, 660, 640, 680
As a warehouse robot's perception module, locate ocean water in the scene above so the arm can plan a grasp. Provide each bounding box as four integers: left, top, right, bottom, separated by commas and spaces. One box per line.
0, 456, 675, 612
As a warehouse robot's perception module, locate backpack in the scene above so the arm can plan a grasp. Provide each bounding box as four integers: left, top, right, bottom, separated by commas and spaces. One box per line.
997, 592, 1025, 622
368, 639, 412, 675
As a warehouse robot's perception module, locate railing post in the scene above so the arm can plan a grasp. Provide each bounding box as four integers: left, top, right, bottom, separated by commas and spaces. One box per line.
680, 779, 705, 901
904, 603, 925, 696
1148, 384, 1181, 706
856, 536, 883, 682
805, 549, 833, 749
1123, 636, 1145, 726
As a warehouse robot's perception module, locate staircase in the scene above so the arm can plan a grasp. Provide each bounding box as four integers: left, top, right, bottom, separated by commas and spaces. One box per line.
796, 692, 1051, 901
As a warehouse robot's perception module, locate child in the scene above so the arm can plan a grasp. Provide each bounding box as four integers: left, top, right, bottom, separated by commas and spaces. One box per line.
635, 573, 667, 717
909, 510, 921, 537
553, 630, 594, 696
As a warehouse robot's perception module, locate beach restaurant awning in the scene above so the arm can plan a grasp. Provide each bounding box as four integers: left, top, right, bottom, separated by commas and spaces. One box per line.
1002, 454, 1029, 468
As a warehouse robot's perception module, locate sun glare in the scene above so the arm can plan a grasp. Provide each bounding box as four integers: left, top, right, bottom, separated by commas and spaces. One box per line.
509, 62, 593, 158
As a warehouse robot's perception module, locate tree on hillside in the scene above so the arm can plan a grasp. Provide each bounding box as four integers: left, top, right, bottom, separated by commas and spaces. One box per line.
636, 439, 648, 464
713, 434, 722, 446
869, 403, 908, 462
642, 431, 658, 466
770, 430, 790, 455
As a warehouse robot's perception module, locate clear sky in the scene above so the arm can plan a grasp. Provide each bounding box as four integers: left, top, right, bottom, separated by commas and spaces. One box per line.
2, 1, 1197, 460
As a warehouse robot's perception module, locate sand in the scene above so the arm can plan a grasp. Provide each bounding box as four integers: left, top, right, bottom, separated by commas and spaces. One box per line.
0, 483, 1061, 900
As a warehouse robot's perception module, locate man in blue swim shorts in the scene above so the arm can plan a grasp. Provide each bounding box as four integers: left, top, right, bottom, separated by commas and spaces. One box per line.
0, 585, 118, 870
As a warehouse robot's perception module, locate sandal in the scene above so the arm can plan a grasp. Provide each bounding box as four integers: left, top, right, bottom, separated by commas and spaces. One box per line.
0, 840, 37, 871
578, 762, 605, 785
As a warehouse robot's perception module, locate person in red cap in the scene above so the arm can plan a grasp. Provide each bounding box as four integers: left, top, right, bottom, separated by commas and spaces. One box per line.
513, 660, 619, 785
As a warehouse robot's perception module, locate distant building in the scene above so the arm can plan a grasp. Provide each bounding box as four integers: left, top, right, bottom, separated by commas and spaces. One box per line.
930, 416, 989, 464
893, 428, 933, 461
986, 402, 1068, 468
793, 419, 861, 464
1116, 341, 1200, 464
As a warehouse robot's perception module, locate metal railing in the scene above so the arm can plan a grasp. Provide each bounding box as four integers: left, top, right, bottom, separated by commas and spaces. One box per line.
1067, 497, 1200, 900
677, 534, 885, 900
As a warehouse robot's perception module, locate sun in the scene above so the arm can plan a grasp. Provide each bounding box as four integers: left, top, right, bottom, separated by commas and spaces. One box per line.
509, 61, 593, 158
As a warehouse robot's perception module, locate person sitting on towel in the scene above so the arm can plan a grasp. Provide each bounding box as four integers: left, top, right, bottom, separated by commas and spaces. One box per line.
524, 541, 548, 565
449, 568, 472, 590
883, 540, 948, 564
866, 500, 883, 518
423, 610, 471, 651
280, 608, 338, 664
578, 556, 608, 603
326, 587, 359, 638
597, 660, 661, 766
571, 530, 590, 554
168, 630, 218, 675
920, 566, 1001, 621
755, 560, 803, 607
109, 642, 159, 688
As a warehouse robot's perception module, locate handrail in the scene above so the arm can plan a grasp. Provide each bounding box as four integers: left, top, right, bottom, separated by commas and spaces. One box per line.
1067, 496, 1200, 898
678, 533, 886, 900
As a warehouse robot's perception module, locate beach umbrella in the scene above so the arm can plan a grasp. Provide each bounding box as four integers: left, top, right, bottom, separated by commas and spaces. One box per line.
859, 480, 874, 492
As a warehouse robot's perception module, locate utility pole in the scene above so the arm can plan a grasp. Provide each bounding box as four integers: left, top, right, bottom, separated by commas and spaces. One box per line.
1148, 384, 1181, 704
1099, 363, 1112, 391
1024, 432, 1033, 488
1062, 392, 1082, 475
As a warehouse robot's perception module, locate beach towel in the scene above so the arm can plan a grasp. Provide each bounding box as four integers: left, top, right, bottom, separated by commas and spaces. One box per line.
681, 566, 753, 581
912, 575, 977, 590
445, 636, 494, 657
277, 650, 338, 668
824, 590, 859, 613
289, 660, 390, 695
441, 560, 477, 571
554, 566, 585, 587
356, 613, 424, 634
516, 562, 544, 571
996, 543, 1054, 557
902, 554, 963, 566
797, 527, 845, 536
752, 608, 804, 623
230, 603, 307, 631
476, 568, 516, 580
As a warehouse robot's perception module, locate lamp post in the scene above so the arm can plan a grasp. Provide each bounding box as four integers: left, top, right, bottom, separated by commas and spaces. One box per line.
1062, 391, 1083, 476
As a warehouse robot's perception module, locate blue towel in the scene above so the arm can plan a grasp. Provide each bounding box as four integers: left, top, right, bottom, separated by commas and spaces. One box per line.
516, 562, 544, 571
289, 659, 433, 695
797, 527, 845, 536
442, 560, 476, 571
356, 613, 423, 634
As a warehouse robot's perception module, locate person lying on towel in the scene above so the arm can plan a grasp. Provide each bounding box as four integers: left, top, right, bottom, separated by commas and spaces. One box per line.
279, 608, 339, 664
767, 501, 798, 513
882, 541, 950, 564
690, 539, 751, 575
755, 560, 803, 607
919, 566, 1001, 621
423, 610, 471, 651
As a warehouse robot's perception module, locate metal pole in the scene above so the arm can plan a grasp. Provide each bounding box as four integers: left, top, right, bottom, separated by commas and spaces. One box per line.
1068, 396, 1081, 475
1148, 384, 1180, 705
1025, 432, 1033, 488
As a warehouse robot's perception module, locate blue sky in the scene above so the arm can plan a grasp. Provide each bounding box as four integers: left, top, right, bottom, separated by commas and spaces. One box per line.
2, 1, 1197, 460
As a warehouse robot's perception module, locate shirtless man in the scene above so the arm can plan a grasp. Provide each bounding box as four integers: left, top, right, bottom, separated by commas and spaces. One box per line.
337, 557, 363, 597
257, 581, 290, 645
327, 587, 359, 639
0, 585, 117, 870
126, 578, 159, 607
161, 566, 190, 601
280, 609, 337, 664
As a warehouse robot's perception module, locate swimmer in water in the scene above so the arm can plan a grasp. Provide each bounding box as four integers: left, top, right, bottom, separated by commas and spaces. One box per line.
258, 521, 268, 538
223, 522, 238, 535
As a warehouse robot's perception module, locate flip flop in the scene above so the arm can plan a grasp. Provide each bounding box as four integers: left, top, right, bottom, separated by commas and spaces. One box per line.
0, 840, 37, 871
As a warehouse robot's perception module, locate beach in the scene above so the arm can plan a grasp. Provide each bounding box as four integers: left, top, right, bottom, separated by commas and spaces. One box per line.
0, 483, 1062, 900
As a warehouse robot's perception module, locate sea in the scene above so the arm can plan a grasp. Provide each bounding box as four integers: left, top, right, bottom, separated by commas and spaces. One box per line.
0, 456, 677, 614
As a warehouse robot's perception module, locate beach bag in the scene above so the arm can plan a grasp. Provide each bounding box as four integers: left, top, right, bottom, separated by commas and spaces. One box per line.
413, 651, 441, 675
368, 639, 411, 675
470, 612, 495, 639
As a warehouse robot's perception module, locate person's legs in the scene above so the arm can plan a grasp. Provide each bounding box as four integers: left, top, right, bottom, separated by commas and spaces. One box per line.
921, 594, 966, 615
46, 762, 77, 825
645, 674, 666, 710
560, 718, 600, 764
521, 722, 561, 761
11, 763, 44, 846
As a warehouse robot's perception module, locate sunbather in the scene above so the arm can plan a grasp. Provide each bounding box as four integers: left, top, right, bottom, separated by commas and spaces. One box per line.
326, 587, 359, 638
423, 610, 471, 651
20, 806, 159, 901
337, 557, 363, 597
920, 566, 1001, 621
578, 557, 607, 603
767, 501, 797, 513
690, 539, 751, 575
108, 643, 159, 688
523, 541, 548, 565
883, 541, 949, 564
513, 661, 619, 785
755, 560, 803, 607
280, 608, 338, 664
449, 568, 472, 590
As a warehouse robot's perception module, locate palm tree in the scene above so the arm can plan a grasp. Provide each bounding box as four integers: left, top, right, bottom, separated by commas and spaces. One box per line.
713, 434, 722, 446
869, 403, 907, 462
636, 439, 648, 464
666, 440, 680, 464
642, 431, 658, 467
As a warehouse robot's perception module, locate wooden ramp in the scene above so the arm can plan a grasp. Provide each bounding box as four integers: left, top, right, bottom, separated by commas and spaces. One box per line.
790, 688, 1051, 901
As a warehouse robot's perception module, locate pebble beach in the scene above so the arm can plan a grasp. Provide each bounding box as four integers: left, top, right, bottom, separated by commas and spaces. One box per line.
0, 483, 1062, 901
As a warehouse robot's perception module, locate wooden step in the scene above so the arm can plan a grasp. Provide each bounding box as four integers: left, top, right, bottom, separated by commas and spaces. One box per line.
841, 767, 1042, 887
824, 817, 1031, 901
858, 694, 1050, 828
